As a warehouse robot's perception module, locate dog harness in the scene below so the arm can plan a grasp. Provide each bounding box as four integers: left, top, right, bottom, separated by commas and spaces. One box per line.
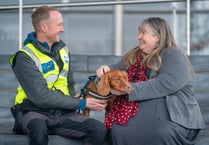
80, 75, 113, 100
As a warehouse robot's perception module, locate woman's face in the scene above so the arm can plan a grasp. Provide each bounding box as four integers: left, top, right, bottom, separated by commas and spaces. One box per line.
138, 24, 160, 54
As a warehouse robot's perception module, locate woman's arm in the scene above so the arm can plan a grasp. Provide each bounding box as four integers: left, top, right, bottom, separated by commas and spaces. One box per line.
128, 48, 192, 101
96, 59, 127, 77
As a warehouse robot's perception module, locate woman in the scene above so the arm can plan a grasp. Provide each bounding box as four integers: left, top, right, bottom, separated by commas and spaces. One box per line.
96, 17, 205, 145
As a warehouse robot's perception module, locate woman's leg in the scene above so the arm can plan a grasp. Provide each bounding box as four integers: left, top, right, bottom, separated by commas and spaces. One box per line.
110, 98, 200, 145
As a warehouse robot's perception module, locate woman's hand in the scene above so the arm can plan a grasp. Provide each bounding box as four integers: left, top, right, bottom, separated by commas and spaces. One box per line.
96, 65, 110, 78
86, 98, 107, 111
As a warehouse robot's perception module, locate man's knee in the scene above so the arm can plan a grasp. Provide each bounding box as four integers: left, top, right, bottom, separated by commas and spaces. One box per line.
85, 118, 107, 142
88, 118, 106, 133
27, 119, 48, 145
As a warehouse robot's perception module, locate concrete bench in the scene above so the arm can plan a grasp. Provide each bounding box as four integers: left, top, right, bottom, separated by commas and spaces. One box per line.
0, 55, 209, 145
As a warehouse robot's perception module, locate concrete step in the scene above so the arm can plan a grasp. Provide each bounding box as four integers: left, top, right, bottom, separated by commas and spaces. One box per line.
1, 55, 209, 145
0, 135, 82, 145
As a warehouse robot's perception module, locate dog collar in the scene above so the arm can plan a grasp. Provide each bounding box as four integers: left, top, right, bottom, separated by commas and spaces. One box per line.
84, 88, 113, 100
80, 75, 113, 100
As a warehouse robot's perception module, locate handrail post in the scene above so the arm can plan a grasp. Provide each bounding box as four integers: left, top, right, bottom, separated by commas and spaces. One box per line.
114, 0, 123, 56
186, 0, 190, 55
19, 0, 23, 49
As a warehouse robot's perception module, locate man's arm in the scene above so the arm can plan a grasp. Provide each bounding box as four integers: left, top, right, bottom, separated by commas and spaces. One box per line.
12, 52, 79, 110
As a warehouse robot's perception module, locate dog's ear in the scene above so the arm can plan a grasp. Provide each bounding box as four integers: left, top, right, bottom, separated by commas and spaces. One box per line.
97, 73, 110, 96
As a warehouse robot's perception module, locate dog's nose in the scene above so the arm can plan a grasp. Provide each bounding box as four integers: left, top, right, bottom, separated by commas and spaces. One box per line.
127, 85, 131, 89
127, 84, 133, 93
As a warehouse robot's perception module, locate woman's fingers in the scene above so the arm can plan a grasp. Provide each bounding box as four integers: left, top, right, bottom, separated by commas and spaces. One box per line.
96, 65, 110, 77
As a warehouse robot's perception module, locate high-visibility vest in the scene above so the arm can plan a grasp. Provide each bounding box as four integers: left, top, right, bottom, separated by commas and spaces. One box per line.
10, 43, 70, 104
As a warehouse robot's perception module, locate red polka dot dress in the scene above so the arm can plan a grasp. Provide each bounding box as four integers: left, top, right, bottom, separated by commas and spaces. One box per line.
105, 53, 148, 129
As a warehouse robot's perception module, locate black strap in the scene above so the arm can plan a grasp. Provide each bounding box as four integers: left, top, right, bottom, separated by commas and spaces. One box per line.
10, 104, 24, 134
80, 75, 96, 97
84, 88, 113, 100
80, 75, 113, 100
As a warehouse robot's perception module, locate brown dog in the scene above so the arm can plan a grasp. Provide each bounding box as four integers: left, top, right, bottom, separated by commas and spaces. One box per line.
80, 69, 133, 117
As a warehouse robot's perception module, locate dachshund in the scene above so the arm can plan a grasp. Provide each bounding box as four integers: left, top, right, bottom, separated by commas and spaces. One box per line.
80, 69, 133, 117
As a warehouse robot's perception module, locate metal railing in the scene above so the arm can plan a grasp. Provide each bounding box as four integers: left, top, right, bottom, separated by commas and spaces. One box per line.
0, 0, 184, 10
1, 0, 189, 55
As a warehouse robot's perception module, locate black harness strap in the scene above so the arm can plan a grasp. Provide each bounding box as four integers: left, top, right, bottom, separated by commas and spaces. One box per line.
80, 75, 113, 100
84, 88, 113, 100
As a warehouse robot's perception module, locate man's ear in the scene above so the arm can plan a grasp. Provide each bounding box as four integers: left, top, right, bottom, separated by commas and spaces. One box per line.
97, 74, 110, 96
39, 23, 47, 33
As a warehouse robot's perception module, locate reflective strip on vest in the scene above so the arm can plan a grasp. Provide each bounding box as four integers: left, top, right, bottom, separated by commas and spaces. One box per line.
21, 46, 59, 83
11, 43, 70, 104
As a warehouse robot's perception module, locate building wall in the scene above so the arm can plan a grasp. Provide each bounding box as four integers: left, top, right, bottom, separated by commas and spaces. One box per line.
0, 1, 209, 55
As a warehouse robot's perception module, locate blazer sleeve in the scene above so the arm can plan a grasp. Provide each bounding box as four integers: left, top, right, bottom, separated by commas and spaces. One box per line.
128, 48, 192, 101
109, 59, 127, 71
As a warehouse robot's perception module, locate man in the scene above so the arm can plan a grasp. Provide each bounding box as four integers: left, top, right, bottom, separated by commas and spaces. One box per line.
10, 5, 107, 145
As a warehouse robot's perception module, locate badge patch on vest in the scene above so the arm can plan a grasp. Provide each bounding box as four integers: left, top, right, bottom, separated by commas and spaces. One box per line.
41, 60, 55, 74
64, 55, 69, 64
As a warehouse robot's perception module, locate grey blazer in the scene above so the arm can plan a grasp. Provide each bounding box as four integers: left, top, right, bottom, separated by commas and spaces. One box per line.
109, 47, 206, 129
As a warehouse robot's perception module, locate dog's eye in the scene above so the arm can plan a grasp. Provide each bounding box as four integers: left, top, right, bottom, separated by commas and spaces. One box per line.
113, 78, 120, 81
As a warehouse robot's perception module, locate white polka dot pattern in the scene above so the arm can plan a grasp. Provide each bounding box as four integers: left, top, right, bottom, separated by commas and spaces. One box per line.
104, 53, 148, 129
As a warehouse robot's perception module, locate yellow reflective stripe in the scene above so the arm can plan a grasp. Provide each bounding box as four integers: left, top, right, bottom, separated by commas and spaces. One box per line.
22, 46, 59, 83
46, 75, 58, 83
60, 70, 68, 77
60, 47, 69, 71
22, 46, 41, 70
14, 43, 70, 104
9, 54, 15, 64
15, 87, 26, 104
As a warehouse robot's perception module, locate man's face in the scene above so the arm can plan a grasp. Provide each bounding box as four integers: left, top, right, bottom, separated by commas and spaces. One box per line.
42, 10, 64, 46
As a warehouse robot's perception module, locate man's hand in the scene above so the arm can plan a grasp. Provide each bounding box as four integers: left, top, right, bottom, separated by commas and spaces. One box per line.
86, 98, 107, 111
74, 94, 81, 98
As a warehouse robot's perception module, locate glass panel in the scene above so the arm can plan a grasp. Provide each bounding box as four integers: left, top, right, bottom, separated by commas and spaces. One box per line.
63, 12, 113, 55
123, 2, 187, 54
0, 10, 19, 54
190, 1, 209, 55
1, 1, 209, 55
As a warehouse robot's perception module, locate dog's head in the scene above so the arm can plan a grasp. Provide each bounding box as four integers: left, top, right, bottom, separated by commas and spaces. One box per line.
97, 70, 133, 96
